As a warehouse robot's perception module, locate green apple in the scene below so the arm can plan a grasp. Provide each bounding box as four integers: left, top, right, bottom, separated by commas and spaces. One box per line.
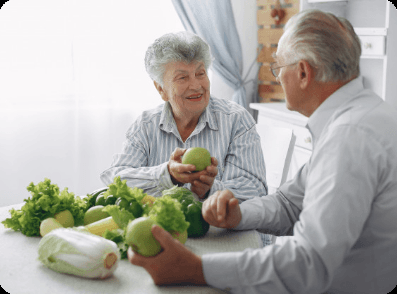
54, 210, 74, 227
125, 217, 162, 257
182, 147, 211, 171
40, 218, 63, 237
83, 205, 110, 225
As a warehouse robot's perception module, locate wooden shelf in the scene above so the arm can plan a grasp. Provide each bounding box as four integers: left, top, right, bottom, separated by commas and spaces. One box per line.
308, 0, 347, 3
257, 0, 300, 103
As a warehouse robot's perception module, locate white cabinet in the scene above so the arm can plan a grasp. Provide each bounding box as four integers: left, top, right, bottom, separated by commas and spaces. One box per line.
251, 1, 397, 182
300, 0, 397, 109
250, 103, 311, 181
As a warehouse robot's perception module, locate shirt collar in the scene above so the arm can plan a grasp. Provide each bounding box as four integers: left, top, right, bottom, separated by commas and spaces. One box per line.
199, 98, 218, 131
306, 76, 365, 145
159, 98, 219, 133
159, 102, 175, 133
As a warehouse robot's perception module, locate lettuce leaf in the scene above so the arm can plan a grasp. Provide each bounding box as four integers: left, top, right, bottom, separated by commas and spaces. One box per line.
161, 186, 194, 202
103, 176, 146, 203
1, 178, 86, 236
102, 205, 135, 229
103, 229, 128, 259
148, 197, 189, 233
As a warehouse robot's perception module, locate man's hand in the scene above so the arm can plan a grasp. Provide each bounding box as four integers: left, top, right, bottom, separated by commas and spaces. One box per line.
202, 190, 242, 229
168, 148, 218, 199
191, 157, 218, 199
128, 225, 206, 286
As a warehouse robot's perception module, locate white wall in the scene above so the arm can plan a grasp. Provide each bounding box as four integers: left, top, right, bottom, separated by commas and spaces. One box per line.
0, 0, 259, 207
210, 0, 258, 116
0, 0, 185, 206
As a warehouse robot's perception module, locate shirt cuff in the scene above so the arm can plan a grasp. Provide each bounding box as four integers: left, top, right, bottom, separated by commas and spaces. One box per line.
202, 252, 241, 291
234, 198, 263, 231
155, 162, 175, 194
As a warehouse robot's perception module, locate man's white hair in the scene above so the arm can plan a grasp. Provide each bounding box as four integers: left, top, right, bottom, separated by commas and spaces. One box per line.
277, 9, 361, 82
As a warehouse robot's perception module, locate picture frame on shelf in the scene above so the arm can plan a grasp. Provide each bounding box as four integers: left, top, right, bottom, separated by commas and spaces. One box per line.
308, 0, 348, 3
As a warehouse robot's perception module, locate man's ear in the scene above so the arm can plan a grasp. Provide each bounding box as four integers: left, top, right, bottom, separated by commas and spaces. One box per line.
154, 81, 168, 101
298, 60, 313, 90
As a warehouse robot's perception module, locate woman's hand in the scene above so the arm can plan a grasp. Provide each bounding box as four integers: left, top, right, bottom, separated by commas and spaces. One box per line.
168, 148, 198, 185
191, 157, 218, 199
128, 225, 206, 286
168, 148, 218, 199
202, 190, 242, 229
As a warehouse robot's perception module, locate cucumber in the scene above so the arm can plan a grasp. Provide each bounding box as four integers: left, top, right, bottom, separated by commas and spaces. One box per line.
85, 187, 109, 211
91, 187, 109, 198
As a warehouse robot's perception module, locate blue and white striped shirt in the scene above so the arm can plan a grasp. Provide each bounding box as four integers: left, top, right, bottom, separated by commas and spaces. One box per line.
100, 97, 268, 200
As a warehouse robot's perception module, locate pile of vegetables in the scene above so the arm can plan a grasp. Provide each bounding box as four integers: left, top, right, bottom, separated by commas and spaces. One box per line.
1, 176, 210, 278
162, 186, 210, 238
1, 178, 86, 236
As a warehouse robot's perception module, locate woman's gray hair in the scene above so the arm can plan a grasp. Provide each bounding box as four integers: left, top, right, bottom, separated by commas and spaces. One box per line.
278, 9, 361, 82
145, 31, 213, 85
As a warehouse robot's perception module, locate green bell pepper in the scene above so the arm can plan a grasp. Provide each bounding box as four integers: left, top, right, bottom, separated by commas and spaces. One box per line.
127, 199, 143, 218
180, 195, 195, 213
185, 202, 210, 238
104, 195, 117, 206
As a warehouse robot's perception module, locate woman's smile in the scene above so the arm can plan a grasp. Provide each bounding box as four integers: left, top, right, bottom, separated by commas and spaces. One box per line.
186, 93, 203, 101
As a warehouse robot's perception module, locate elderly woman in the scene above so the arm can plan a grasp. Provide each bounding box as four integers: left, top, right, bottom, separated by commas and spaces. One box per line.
100, 31, 267, 201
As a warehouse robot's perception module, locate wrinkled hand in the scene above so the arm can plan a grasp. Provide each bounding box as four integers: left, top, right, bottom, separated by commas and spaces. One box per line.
168, 148, 199, 185
190, 157, 218, 199
202, 190, 242, 229
168, 148, 218, 199
128, 225, 206, 286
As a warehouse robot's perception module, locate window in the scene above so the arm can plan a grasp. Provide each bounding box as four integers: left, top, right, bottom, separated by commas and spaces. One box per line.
0, 0, 185, 206
1, 0, 185, 111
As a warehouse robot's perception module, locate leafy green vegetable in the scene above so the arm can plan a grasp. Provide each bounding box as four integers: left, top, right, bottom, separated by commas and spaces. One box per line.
102, 205, 135, 229
1, 178, 86, 236
103, 176, 146, 203
162, 185, 194, 202
38, 228, 120, 278
103, 229, 128, 259
148, 197, 189, 233
161, 186, 209, 238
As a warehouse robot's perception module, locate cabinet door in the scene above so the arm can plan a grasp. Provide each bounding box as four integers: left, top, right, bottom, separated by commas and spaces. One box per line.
287, 146, 311, 181
256, 113, 312, 183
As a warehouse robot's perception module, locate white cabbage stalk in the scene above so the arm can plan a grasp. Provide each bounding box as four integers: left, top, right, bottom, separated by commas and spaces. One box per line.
38, 228, 120, 279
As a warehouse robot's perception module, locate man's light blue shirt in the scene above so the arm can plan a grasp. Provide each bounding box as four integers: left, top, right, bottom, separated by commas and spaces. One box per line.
203, 77, 397, 294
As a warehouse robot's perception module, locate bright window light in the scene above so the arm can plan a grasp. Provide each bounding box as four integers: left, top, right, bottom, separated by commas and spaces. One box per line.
0, 0, 185, 113
0, 0, 186, 206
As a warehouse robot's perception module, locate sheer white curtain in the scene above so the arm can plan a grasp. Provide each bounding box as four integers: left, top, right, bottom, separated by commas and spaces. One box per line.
0, 0, 184, 206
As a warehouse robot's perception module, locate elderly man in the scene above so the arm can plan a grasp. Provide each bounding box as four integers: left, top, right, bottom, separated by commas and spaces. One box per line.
128, 9, 397, 294
100, 31, 267, 201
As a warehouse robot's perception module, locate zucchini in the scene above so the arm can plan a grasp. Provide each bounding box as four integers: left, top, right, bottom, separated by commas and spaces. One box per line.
85, 187, 109, 210
85, 216, 119, 236
91, 187, 109, 198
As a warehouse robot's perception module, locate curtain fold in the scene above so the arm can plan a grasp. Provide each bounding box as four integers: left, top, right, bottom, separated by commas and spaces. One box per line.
171, 0, 248, 108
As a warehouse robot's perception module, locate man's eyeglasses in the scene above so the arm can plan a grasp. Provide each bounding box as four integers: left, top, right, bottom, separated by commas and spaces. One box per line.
270, 62, 298, 78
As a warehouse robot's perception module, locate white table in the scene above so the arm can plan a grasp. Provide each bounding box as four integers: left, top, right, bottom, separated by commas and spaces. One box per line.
0, 203, 262, 294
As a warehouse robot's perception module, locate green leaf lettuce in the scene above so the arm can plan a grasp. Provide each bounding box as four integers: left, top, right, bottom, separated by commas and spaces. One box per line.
148, 197, 189, 233
103, 176, 146, 203
1, 178, 86, 236
102, 205, 135, 229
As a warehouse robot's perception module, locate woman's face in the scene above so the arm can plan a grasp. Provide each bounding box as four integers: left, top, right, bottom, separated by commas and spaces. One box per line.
155, 61, 210, 122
